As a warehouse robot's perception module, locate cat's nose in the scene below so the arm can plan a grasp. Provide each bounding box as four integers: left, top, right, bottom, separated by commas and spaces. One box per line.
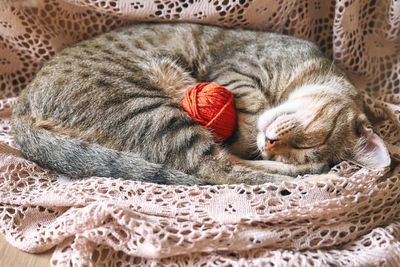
265, 138, 277, 150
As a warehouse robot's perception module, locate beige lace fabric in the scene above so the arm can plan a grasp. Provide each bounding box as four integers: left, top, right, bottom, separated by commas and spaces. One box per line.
1, 0, 400, 266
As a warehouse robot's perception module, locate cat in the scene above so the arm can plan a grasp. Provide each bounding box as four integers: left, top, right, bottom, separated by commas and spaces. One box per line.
11, 23, 390, 185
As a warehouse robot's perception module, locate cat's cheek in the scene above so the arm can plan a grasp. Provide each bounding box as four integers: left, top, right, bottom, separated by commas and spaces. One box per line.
257, 111, 273, 132
256, 132, 265, 151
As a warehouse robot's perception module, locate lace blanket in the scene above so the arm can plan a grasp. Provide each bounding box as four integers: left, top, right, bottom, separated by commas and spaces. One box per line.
0, 1, 400, 266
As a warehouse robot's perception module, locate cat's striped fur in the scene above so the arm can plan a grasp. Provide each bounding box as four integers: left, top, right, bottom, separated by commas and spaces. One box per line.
11, 23, 390, 185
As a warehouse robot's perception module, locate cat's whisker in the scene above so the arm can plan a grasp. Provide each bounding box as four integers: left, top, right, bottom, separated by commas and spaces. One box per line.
328, 61, 335, 76
247, 141, 262, 158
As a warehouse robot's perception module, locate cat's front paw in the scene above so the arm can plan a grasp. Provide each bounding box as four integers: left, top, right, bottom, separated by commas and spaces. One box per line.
302, 173, 340, 182
292, 162, 330, 176
310, 163, 331, 174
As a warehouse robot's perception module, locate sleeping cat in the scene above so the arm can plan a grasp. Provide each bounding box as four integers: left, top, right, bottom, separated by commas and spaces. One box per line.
11, 23, 390, 185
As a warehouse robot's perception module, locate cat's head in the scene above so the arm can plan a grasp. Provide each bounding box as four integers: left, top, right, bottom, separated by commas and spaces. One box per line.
256, 85, 391, 170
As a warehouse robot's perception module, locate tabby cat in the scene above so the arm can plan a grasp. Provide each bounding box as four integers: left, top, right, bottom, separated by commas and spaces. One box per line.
11, 23, 390, 185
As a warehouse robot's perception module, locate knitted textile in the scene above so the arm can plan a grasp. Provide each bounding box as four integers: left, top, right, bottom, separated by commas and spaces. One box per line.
1, 1, 400, 266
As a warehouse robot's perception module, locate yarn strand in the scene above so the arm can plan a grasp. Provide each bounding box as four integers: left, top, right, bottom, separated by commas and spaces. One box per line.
182, 82, 237, 142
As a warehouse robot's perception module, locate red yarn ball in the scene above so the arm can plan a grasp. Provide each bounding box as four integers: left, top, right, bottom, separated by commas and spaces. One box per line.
182, 82, 237, 142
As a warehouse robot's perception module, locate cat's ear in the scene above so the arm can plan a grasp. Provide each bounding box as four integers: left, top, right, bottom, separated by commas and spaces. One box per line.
350, 122, 391, 170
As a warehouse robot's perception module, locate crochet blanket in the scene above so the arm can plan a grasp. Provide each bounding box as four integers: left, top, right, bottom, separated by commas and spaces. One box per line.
1, 0, 400, 266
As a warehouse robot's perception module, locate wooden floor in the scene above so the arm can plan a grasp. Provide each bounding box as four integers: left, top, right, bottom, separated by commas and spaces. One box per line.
0, 234, 52, 267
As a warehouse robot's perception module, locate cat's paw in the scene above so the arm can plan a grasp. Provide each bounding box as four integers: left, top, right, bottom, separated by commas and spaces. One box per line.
302, 173, 340, 182
292, 162, 330, 176
310, 163, 331, 174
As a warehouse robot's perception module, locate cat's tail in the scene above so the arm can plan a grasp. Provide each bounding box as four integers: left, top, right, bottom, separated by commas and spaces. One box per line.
11, 113, 208, 186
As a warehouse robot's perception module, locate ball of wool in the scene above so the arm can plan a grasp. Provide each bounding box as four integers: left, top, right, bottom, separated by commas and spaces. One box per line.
182, 82, 237, 142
